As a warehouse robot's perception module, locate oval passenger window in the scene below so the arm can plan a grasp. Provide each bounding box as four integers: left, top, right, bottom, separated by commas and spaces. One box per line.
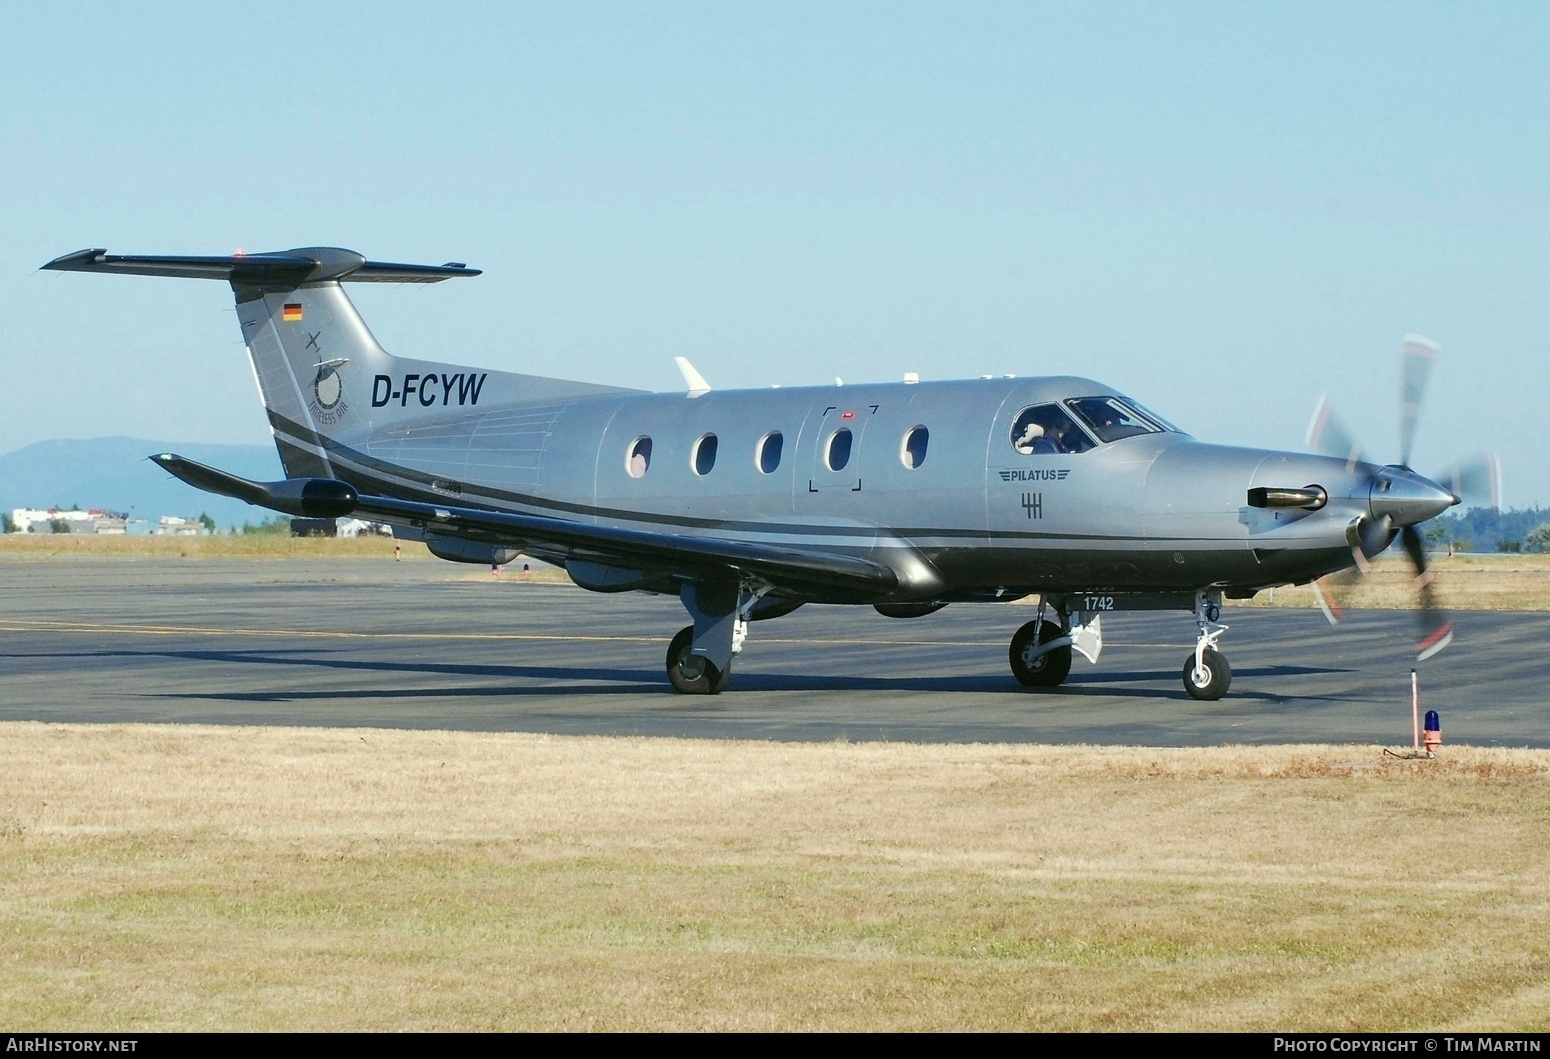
627, 436, 652, 478
901, 426, 928, 469
827, 428, 853, 471
693, 433, 718, 476
758, 431, 783, 474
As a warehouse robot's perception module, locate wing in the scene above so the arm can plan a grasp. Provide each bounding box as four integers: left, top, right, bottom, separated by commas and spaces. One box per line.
150, 453, 898, 597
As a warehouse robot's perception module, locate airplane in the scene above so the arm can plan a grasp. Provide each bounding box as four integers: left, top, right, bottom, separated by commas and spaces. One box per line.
41, 246, 1497, 700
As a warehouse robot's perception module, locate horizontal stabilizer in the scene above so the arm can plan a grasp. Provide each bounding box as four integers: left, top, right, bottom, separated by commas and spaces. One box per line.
43, 247, 480, 285
153, 453, 899, 596
150, 454, 359, 518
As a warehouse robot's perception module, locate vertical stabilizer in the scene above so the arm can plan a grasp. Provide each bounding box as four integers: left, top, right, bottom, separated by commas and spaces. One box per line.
233, 280, 393, 477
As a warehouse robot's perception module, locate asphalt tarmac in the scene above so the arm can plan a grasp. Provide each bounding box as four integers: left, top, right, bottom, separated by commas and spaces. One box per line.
2, 556, 1545, 746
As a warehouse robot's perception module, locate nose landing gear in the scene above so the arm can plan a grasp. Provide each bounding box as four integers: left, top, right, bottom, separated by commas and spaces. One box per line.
1183, 590, 1231, 700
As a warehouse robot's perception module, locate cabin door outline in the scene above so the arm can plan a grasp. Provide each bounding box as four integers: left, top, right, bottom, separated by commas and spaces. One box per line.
806, 403, 877, 493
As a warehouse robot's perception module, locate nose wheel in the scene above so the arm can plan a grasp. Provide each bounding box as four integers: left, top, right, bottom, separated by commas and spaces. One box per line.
1183, 647, 1231, 700
1182, 591, 1231, 700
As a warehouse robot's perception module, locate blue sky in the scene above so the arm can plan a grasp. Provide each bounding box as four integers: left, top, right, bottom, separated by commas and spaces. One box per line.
3, 2, 1546, 504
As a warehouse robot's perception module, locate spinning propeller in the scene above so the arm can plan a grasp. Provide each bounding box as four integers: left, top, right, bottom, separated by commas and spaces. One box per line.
1305, 335, 1500, 661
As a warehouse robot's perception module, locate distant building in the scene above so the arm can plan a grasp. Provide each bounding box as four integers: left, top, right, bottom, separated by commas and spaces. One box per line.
8, 507, 218, 536
11, 508, 128, 534
155, 515, 208, 536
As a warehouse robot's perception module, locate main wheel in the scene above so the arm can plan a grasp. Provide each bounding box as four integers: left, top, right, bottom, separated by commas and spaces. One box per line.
1009, 619, 1072, 687
666, 625, 730, 695
1182, 648, 1231, 700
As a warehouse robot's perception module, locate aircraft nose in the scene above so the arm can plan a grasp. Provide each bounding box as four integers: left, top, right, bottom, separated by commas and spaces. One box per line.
1368, 466, 1459, 527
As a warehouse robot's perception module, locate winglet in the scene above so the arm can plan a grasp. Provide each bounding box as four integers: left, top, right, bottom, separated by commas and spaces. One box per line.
675, 357, 711, 398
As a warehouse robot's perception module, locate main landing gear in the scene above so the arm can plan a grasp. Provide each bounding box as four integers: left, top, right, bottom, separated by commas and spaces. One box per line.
1009, 615, 1072, 687
667, 626, 731, 694
1008, 597, 1100, 688
666, 578, 770, 695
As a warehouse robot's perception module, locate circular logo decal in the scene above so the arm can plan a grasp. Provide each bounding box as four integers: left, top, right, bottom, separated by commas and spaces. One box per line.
314, 365, 342, 410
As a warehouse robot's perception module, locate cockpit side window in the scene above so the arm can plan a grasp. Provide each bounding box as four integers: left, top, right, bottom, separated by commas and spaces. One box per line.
1065, 396, 1164, 444
1010, 404, 1094, 455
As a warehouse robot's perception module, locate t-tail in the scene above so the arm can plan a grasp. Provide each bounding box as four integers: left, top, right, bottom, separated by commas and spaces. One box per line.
39, 247, 627, 481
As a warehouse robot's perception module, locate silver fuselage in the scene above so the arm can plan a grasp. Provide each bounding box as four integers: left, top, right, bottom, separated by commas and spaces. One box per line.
310, 369, 1373, 604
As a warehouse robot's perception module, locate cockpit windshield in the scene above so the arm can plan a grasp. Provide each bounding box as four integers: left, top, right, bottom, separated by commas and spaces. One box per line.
1065, 396, 1171, 444
1121, 398, 1188, 436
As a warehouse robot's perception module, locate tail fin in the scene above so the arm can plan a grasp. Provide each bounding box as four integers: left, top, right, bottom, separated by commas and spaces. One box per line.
43, 247, 481, 477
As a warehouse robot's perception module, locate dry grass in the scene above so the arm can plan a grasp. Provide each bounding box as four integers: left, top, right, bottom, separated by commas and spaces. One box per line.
1, 725, 1546, 1031
1243, 553, 1550, 612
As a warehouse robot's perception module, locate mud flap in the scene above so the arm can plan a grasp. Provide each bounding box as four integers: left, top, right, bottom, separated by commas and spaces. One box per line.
1068, 611, 1104, 664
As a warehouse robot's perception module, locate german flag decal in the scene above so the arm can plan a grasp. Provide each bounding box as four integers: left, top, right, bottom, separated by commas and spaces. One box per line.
282, 303, 303, 322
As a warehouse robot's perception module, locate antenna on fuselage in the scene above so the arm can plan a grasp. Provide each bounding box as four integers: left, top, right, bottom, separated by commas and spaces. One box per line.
674, 357, 711, 398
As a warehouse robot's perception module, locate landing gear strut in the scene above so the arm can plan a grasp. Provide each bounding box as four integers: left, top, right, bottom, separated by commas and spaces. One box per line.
1182, 590, 1231, 700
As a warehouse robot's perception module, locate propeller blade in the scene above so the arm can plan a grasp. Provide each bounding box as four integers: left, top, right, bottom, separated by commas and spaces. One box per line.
1400, 524, 1453, 660
1398, 334, 1440, 468
1311, 575, 1349, 625
1433, 455, 1501, 511
1399, 521, 1428, 572
1311, 580, 1337, 624
1307, 395, 1366, 470
1312, 547, 1369, 626
1415, 581, 1454, 660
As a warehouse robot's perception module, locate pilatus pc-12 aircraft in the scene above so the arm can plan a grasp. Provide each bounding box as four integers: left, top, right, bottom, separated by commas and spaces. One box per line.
43, 246, 1497, 699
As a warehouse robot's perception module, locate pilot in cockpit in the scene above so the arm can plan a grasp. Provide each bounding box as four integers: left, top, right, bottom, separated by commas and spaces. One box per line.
1014, 403, 1093, 456
1014, 421, 1044, 454
1035, 421, 1067, 454
1015, 418, 1066, 455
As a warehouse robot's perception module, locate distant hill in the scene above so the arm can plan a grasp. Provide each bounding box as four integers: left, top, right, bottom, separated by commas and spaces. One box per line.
0, 437, 282, 531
